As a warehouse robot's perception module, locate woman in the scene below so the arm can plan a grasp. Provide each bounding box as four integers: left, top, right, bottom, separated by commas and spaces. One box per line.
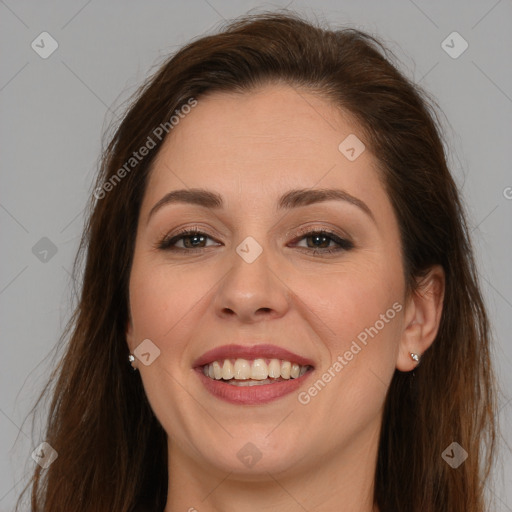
19, 11, 497, 512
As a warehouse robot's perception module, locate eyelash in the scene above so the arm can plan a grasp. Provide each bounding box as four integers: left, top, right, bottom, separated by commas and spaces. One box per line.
156, 226, 354, 256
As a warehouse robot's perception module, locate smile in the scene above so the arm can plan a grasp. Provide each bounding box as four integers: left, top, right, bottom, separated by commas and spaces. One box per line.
193, 344, 315, 405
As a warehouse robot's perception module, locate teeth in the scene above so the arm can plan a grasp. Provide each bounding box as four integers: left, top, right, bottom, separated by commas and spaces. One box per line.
268, 359, 281, 378
213, 361, 222, 380
203, 358, 311, 382
229, 378, 283, 387
222, 360, 234, 380
234, 359, 250, 379
281, 361, 291, 379
251, 359, 268, 380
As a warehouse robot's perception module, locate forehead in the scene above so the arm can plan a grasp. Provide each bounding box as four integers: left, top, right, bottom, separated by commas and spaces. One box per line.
144, 84, 384, 213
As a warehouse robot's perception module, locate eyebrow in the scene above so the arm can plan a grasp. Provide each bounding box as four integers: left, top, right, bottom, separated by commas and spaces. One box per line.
147, 187, 375, 224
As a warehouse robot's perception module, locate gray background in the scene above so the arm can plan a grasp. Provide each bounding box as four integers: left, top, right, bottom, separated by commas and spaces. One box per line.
1, 1, 511, 510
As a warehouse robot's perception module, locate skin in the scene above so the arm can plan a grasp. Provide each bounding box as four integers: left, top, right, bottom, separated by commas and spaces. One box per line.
126, 84, 445, 512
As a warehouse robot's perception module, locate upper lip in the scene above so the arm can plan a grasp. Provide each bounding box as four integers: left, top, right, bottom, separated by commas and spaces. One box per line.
193, 344, 315, 368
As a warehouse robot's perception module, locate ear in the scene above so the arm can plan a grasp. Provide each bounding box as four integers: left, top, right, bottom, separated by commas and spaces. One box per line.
396, 265, 445, 372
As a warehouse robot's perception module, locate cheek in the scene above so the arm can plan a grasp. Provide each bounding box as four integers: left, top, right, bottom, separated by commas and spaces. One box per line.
128, 257, 216, 342
295, 256, 404, 347
289, 257, 405, 420
296, 262, 403, 401
127, 258, 214, 434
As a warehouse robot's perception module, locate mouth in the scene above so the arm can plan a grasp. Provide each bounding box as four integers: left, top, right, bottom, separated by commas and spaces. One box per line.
193, 344, 315, 405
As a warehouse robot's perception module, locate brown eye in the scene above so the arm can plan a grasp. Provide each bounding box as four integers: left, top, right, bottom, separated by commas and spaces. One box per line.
306, 233, 332, 248
158, 231, 219, 251
181, 233, 208, 248
292, 230, 354, 254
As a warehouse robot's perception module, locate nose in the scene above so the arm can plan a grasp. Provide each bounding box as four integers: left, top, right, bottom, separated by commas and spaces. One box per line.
213, 247, 290, 324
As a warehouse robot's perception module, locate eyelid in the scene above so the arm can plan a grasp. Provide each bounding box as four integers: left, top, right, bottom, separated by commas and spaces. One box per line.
286, 223, 352, 242
157, 224, 222, 242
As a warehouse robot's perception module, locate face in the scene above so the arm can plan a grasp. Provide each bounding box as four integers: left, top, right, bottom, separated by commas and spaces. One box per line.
127, 84, 407, 479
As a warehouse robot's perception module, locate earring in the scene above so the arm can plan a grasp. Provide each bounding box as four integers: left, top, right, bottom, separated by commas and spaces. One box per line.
410, 352, 421, 363
128, 354, 138, 371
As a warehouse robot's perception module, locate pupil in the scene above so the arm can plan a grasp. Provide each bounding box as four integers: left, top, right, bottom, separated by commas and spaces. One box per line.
309, 235, 329, 248
185, 234, 205, 248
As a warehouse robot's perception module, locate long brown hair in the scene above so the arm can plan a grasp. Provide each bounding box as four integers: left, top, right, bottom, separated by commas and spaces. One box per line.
18, 11, 497, 512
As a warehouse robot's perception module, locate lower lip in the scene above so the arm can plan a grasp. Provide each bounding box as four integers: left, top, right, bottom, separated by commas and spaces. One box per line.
194, 367, 314, 405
